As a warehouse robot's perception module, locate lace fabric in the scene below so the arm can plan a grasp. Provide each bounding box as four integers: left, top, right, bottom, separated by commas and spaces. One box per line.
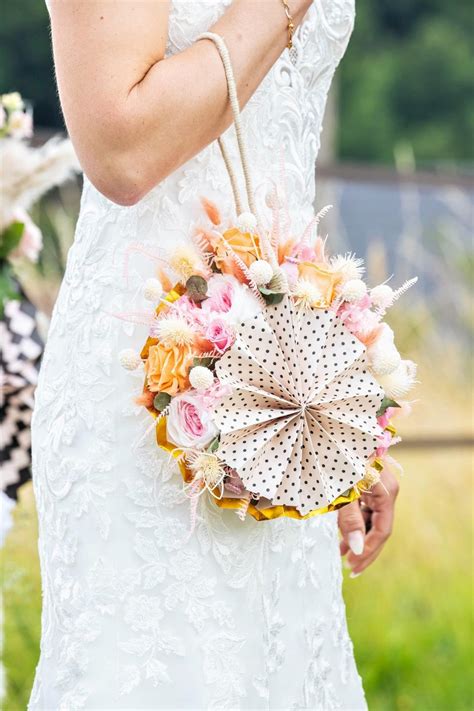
30, 1, 366, 708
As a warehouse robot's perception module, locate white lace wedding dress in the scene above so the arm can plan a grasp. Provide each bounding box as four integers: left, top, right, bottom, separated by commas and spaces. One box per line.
30, 1, 365, 709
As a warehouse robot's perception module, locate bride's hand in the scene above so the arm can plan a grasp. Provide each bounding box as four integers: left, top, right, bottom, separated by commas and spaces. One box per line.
337, 469, 400, 577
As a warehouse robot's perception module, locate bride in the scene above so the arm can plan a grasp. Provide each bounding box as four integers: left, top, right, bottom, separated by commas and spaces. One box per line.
30, 1, 399, 709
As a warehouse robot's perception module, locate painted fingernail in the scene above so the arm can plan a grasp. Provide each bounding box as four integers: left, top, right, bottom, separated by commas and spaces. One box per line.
350, 571, 362, 579
348, 530, 364, 555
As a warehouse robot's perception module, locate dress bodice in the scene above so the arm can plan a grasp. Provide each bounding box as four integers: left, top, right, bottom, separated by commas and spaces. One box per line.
47, 0, 355, 239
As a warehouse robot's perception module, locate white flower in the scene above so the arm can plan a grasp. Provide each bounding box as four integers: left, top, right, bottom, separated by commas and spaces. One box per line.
378, 360, 417, 398
340, 279, 367, 303
249, 259, 274, 286
330, 253, 365, 282
154, 316, 195, 347
235, 211, 257, 233
292, 279, 322, 309
10, 209, 42, 262
2, 92, 24, 111
189, 366, 214, 391
7, 110, 32, 140
119, 348, 141, 370
368, 324, 401, 376
143, 277, 163, 302
188, 452, 225, 488
169, 245, 202, 281
370, 284, 394, 309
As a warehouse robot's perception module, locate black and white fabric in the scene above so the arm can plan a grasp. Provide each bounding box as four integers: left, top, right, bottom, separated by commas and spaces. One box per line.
1, 291, 43, 508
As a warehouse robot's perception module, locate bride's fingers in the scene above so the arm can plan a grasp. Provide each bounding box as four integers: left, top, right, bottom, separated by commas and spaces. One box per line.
347, 471, 399, 575
338, 500, 366, 557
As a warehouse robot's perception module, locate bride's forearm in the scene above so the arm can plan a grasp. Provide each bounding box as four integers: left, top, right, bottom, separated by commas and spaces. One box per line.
50, 0, 311, 206
118, 1, 311, 205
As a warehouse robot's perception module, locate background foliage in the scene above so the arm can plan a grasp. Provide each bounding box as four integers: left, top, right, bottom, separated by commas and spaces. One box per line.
1, 0, 473, 166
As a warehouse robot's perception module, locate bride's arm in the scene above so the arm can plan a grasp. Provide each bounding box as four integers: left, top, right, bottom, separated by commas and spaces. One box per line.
48, 0, 312, 206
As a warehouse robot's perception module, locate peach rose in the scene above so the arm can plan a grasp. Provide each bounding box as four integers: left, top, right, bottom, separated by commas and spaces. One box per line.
297, 262, 341, 306
215, 227, 260, 276
145, 343, 194, 396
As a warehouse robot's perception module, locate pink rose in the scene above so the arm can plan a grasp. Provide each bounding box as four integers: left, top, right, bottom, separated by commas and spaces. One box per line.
202, 275, 234, 313
205, 318, 234, 353
166, 392, 218, 449
10, 209, 43, 262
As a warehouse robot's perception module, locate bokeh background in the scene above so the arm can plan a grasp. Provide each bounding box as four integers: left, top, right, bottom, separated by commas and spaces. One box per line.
1, 1, 473, 709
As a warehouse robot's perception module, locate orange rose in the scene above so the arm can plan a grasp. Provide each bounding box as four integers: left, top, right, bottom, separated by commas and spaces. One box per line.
297, 262, 341, 306
216, 227, 261, 276
145, 343, 193, 396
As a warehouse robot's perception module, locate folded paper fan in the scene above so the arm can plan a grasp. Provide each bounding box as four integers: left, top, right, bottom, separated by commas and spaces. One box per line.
213, 297, 385, 515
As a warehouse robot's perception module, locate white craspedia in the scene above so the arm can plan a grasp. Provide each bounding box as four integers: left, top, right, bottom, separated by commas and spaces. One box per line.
341, 278, 367, 302
248, 259, 274, 286
236, 211, 257, 233
118, 348, 141, 371
189, 365, 214, 391
143, 278, 163, 302
370, 284, 394, 309
155, 317, 195, 347
292, 279, 322, 308
330, 253, 365, 282
378, 360, 417, 398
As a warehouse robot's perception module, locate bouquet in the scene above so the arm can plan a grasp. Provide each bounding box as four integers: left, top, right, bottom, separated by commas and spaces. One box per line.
119, 33, 417, 529
0, 91, 80, 314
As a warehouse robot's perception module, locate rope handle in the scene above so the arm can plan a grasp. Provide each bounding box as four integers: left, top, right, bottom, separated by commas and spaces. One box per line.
196, 32, 256, 217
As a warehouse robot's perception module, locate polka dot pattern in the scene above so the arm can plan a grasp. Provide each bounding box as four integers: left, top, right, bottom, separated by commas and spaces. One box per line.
213, 298, 385, 515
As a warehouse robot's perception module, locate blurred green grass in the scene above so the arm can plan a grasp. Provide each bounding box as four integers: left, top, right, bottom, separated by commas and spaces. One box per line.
2, 365, 473, 711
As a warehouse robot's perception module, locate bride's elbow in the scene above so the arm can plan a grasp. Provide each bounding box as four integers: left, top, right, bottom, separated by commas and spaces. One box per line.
87, 156, 147, 207
87, 149, 173, 207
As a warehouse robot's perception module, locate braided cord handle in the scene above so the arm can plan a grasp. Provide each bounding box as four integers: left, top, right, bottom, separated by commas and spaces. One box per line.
197, 32, 256, 217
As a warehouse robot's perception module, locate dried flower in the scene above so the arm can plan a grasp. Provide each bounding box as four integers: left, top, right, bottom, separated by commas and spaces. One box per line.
154, 316, 196, 347
169, 245, 203, 282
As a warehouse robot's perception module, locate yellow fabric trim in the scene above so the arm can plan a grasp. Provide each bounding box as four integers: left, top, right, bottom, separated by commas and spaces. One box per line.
155, 414, 360, 522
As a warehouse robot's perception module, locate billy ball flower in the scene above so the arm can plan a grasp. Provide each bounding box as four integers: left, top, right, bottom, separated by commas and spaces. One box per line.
143, 278, 163, 302
189, 366, 214, 392
248, 259, 274, 286
235, 211, 257, 233
340, 278, 367, 303
119, 348, 142, 371
370, 284, 394, 310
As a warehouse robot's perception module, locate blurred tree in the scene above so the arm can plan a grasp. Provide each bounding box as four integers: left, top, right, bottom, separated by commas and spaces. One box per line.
0, 0, 63, 129
1, 0, 472, 166
339, 0, 474, 166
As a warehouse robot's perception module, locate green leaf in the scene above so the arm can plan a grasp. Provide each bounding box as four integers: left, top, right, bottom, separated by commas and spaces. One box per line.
153, 392, 171, 412
192, 356, 215, 369
207, 436, 220, 453
0, 261, 21, 317
376, 397, 401, 418
0, 221, 25, 260
258, 286, 285, 305
186, 275, 208, 303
